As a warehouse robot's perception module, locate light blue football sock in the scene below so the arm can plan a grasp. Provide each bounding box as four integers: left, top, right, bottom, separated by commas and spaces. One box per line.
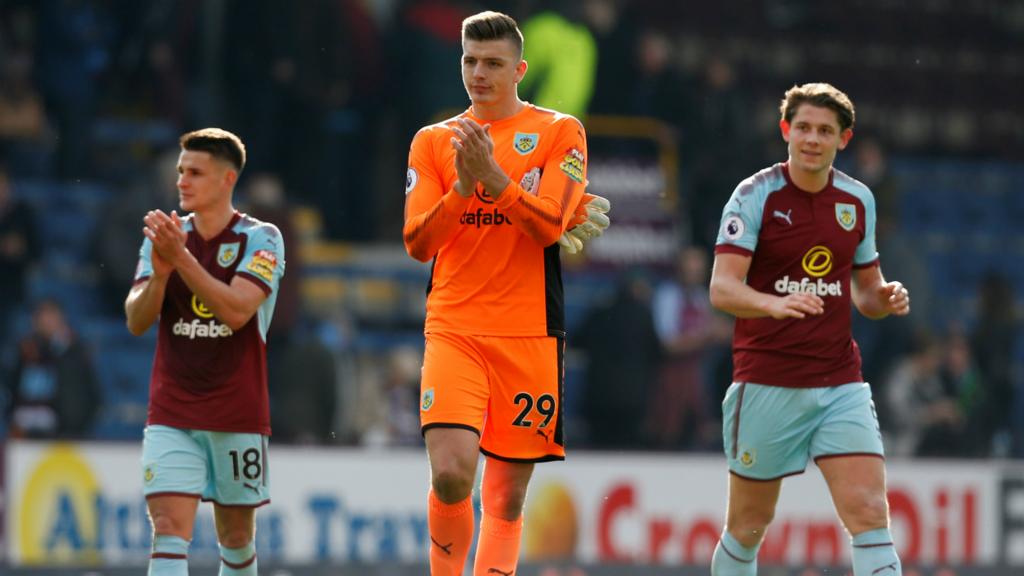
149, 534, 189, 576
219, 540, 257, 576
711, 530, 759, 576
851, 528, 902, 576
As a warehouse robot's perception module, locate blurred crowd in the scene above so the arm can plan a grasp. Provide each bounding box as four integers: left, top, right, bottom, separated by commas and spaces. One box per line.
0, 0, 1021, 458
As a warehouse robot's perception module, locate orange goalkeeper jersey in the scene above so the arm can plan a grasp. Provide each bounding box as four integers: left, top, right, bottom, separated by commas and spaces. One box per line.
403, 103, 587, 337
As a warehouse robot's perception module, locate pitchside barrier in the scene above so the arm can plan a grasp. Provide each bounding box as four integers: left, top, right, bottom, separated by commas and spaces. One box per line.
5, 441, 1024, 571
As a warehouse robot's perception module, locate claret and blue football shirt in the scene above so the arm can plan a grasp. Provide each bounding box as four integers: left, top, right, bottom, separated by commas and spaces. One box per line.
715, 163, 878, 388
134, 212, 285, 434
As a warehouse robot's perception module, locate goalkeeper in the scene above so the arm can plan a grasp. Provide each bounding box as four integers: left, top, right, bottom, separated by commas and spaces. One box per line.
402, 11, 610, 575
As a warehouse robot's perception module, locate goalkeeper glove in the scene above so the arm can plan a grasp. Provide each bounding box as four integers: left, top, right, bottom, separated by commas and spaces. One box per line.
558, 193, 611, 254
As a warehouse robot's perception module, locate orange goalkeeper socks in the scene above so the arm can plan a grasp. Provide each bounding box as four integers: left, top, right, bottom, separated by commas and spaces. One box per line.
428, 490, 474, 576
472, 511, 524, 576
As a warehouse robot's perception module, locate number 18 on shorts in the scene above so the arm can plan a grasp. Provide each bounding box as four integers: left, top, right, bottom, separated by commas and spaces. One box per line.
142, 425, 270, 506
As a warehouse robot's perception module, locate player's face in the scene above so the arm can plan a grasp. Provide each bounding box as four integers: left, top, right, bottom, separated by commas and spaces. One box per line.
461, 38, 526, 106
782, 104, 852, 175
176, 150, 235, 213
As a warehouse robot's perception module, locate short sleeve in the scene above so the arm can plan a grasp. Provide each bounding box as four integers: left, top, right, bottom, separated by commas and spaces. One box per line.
854, 192, 879, 266
237, 224, 286, 294
133, 238, 154, 284
715, 180, 765, 253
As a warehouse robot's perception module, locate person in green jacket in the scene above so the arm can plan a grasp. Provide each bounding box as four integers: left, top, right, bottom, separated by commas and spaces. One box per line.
519, 8, 597, 118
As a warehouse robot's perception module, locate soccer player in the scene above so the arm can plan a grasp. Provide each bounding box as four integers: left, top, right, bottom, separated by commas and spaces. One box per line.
402, 11, 597, 576
709, 83, 910, 575
125, 128, 285, 576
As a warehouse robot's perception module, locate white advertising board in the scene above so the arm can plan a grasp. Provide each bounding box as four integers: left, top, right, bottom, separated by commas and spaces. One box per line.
5, 441, 1021, 566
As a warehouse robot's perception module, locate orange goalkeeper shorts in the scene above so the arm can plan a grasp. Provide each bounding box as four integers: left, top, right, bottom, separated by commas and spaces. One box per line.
420, 331, 565, 462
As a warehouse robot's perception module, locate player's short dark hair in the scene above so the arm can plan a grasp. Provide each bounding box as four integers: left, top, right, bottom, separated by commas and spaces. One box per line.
179, 128, 246, 174
462, 11, 523, 58
780, 83, 855, 132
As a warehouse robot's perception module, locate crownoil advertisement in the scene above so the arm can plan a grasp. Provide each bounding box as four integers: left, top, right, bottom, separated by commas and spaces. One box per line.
6, 441, 1024, 567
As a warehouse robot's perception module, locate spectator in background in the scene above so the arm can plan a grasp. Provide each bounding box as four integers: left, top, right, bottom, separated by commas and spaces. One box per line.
385, 0, 475, 242
970, 272, 1018, 456
519, 4, 597, 117
104, 0, 187, 130
884, 330, 962, 457
851, 137, 922, 391
0, 49, 49, 176
689, 55, 753, 249
241, 172, 307, 440
220, 0, 287, 177
0, 0, 35, 53
942, 324, 988, 456
224, 0, 381, 240
628, 30, 691, 128
241, 173, 300, 345
0, 165, 40, 348
93, 147, 179, 314
352, 347, 425, 449
626, 29, 694, 227
574, 271, 662, 449
271, 319, 337, 445
34, 0, 114, 179
5, 298, 101, 438
648, 246, 730, 450
318, 0, 384, 241
392, 0, 474, 136
854, 137, 902, 236
582, 0, 639, 116
383, 346, 424, 447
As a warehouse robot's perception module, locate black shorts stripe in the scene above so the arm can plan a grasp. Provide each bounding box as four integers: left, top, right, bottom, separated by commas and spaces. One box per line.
480, 447, 565, 464
421, 423, 481, 438
729, 469, 806, 482
202, 497, 271, 508
813, 452, 886, 463
554, 334, 565, 448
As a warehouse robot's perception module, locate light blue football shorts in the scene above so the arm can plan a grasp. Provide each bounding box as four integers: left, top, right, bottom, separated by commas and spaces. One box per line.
141, 424, 270, 506
721, 381, 884, 480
